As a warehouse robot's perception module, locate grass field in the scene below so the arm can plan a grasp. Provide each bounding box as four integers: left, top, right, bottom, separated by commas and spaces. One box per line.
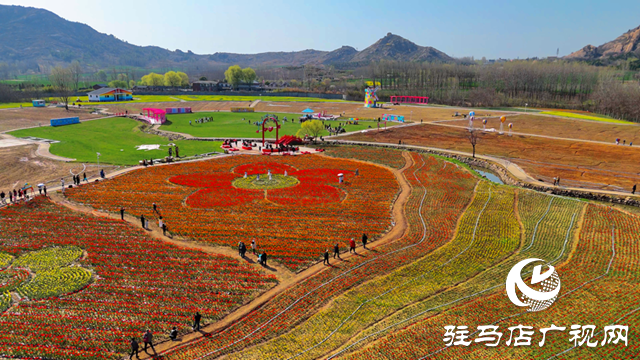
9, 117, 221, 165
160, 111, 395, 138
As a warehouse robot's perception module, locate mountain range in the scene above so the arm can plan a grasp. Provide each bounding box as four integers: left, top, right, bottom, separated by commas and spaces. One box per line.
566, 25, 640, 60
0, 5, 452, 70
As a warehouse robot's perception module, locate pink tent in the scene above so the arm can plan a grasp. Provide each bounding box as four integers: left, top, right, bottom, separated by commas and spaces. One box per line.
142, 108, 166, 124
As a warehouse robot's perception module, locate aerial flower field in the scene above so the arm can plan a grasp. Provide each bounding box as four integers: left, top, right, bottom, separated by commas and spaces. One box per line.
0, 198, 276, 360
66, 155, 400, 270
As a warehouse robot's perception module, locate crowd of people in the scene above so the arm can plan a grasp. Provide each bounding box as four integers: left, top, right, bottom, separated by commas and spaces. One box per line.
189, 116, 213, 125
238, 240, 268, 266
615, 138, 633, 146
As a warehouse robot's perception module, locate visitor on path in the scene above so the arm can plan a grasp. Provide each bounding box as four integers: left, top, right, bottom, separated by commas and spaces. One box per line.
61, 178, 65, 194
362, 233, 368, 249
162, 223, 168, 236
175, 145, 180, 158
168, 147, 173, 157
152, 203, 158, 214
0, 191, 5, 205
9, 191, 13, 203
633, 184, 637, 195
129, 338, 140, 360
100, 169, 105, 179
169, 327, 178, 341
120, 207, 125, 220
83, 173, 87, 182
616, 138, 620, 145
334, 243, 340, 259
43, 185, 47, 197
323, 249, 330, 265
349, 238, 356, 254
261, 251, 268, 266
193, 312, 202, 331
158, 216, 163, 230
553, 177, 557, 186
251, 239, 257, 254
557, 177, 561, 186
143, 330, 155, 353
140, 214, 146, 229
38, 186, 42, 195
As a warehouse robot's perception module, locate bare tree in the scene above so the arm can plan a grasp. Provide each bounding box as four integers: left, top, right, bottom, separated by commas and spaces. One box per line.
468, 129, 479, 158
49, 66, 74, 111
69, 61, 82, 91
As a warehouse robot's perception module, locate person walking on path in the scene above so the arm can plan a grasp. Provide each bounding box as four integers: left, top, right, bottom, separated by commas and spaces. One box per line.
129, 338, 140, 360
169, 326, 178, 341
557, 177, 561, 186
142, 330, 155, 354
9, 191, 13, 204
120, 207, 125, 220
38, 186, 42, 195
43, 185, 47, 197
158, 216, 163, 231
162, 223, 168, 236
349, 238, 356, 254
152, 203, 158, 214
633, 184, 637, 195
333, 243, 341, 259
140, 214, 146, 229
175, 145, 180, 158
193, 312, 202, 331
61, 178, 65, 194
83, 173, 87, 182
0, 191, 5, 205
168, 147, 173, 157
100, 169, 105, 179
362, 233, 368, 249
251, 239, 257, 254
323, 249, 330, 265
238, 241, 245, 258
261, 251, 268, 266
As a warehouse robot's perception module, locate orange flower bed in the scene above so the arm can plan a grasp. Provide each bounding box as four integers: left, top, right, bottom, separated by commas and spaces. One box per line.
67, 155, 399, 270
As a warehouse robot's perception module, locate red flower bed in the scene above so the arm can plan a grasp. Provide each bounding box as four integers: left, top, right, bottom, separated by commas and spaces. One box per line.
0, 198, 276, 360
67, 155, 397, 270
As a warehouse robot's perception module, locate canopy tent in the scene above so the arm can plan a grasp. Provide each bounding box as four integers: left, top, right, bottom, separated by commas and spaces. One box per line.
141, 108, 167, 125
302, 108, 315, 113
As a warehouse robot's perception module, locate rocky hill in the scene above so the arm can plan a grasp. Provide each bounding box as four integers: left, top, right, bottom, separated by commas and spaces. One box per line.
0, 5, 453, 70
566, 25, 640, 60
351, 33, 452, 63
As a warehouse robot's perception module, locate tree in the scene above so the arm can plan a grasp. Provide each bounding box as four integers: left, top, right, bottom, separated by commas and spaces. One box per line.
49, 66, 74, 111
199, 76, 207, 81
468, 129, 479, 158
296, 120, 324, 141
129, 80, 136, 89
242, 67, 257, 86
164, 71, 181, 87
141, 72, 164, 86
177, 71, 190, 87
225, 65, 243, 89
108, 80, 128, 89
69, 61, 82, 91
96, 70, 107, 82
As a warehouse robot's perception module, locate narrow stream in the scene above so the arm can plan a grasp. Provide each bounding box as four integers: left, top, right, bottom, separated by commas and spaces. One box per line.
473, 168, 504, 185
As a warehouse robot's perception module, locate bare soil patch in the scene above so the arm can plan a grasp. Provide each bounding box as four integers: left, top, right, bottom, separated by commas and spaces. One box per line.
342, 124, 640, 192
0, 107, 102, 132
442, 114, 640, 144
0, 144, 118, 191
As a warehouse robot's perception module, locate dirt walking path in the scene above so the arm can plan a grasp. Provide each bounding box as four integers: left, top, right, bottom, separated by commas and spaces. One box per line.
120, 152, 416, 359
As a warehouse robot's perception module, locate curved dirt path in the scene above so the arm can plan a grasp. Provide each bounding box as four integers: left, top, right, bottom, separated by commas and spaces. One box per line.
124, 152, 415, 359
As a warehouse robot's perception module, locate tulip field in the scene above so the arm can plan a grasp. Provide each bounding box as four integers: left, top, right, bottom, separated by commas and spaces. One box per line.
66, 155, 400, 270
1, 145, 638, 360
0, 198, 276, 359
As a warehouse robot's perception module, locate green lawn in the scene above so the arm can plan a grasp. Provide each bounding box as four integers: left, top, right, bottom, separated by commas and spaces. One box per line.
159, 112, 394, 138
9, 118, 221, 165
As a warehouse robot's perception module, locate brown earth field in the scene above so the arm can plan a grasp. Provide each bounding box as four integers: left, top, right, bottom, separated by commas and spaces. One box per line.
0, 107, 102, 132
102, 101, 254, 114
342, 124, 640, 192
0, 144, 119, 192
439, 114, 640, 144
254, 102, 506, 121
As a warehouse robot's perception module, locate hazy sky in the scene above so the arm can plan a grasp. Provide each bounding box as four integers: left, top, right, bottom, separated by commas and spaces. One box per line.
5, 0, 640, 59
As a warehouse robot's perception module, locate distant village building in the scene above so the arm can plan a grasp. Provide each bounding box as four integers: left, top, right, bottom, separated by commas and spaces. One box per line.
192, 81, 232, 92
88, 88, 133, 102
92, 84, 108, 90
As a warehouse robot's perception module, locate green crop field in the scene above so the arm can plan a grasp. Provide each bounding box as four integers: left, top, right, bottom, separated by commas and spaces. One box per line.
159, 111, 395, 138
539, 111, 632, 124
9, 117, 221, 165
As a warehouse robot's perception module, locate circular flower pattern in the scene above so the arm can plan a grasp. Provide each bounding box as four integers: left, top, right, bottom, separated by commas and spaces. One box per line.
170, 162, 350, 208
